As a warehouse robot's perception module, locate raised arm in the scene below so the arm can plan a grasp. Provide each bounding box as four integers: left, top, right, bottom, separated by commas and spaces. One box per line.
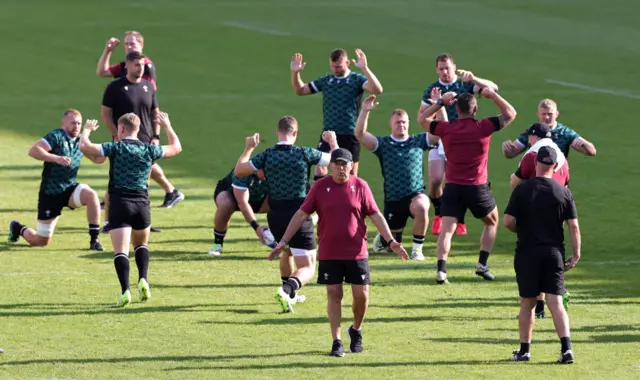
457, 69, 499, 91
28, 139, 70, 166
79, 120, 104, 158
355, 95, 381, 151
156, 112, 182, 158
352, 49, 383, 95
235, 133, 260, 177
480, 87, 517, 129
291, 53, 313, 96
96, 38, 120, 77
418, 91, 457, 130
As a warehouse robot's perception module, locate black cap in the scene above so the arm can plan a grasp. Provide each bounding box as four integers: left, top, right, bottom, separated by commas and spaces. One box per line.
527, 122, 552, 138
330, 148, 353, 163
537, 146, 557, 165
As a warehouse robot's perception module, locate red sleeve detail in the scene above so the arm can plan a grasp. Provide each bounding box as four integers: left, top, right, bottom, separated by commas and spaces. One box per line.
479, 117, 499, 135
108, 63, 122, 77
519, 153, 536, 179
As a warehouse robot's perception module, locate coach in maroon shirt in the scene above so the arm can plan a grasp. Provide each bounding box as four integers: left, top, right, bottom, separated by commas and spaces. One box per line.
418, 88, 517, 284
269, 148, 408, 358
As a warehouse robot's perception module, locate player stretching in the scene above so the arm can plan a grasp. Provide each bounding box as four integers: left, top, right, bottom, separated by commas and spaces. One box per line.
235, 117, 338, 313
418, 53, 499, 236
290, 48, 383, 178
355, 95, 436, 260
80, 113, 182, 307
9, 110, 104, 251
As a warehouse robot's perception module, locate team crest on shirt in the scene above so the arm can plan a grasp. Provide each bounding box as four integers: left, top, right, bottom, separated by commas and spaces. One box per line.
361, 274, 366, 280
329, 78, 334, 84
326, 188, 331, 192
124, 86, 128, 91
143, 85, 148, 92
350, 185, 356, 192
147, 63, 153, 68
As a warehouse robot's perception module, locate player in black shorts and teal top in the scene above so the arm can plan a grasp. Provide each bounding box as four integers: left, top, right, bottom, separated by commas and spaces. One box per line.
290, 48, 383, 178
502, 99, 597, 159
235, 116, 338, 313
9, 110, 105, 251
209, 169, 272, 256
355, 95, 434, 261
80, 112, 182, 307
418, 53, 499, 236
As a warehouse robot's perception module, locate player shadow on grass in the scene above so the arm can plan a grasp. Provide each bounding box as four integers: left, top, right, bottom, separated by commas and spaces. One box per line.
77, 250, 268, 261
424, 334, 640, 345
370, 299, 516, 310
486, 324, 640, 334
0, 302, 272, 318
201, 314, 509, 327
165, 359, 550, 371
0, 350, 326, 367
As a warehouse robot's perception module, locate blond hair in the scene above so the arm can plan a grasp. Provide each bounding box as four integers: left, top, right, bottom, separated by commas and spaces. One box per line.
391, 109, 408, 117
118, 113, 141, 132
63, 108, 81, 118
538, 99, 558, 110
124, 30, 144, 46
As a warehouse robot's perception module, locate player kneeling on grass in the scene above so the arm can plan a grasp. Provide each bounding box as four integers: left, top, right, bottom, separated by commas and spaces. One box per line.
79, 112, 182, 307
269, 149, 408, 357
9, 109, 105, 251
209, 168, 274, 255
355, 95, 437, 260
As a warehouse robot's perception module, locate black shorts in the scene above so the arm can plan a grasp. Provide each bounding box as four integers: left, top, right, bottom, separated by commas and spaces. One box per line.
214, 177, 265, 213
317, 259, 371, 285
441, 183, 496, 221
514, 247, 565, 298
384, 191, 425, 230
37, 184, 78, 220
317, 133, 361, 162
267, 206, 315, 251
109, 193, 151, 230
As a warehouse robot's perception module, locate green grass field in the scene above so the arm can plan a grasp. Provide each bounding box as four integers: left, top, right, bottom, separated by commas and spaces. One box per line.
1, 0, 639, 378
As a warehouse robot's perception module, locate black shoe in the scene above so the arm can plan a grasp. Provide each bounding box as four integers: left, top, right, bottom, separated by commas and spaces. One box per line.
8, 220, 21, 243
511, 349, 531, 361
101, 225, 110, 234
160, 189, 185, 208
90, 240, 104, 251
535, 311, 545, 319
150, 226, 162, 233
557, 350, 575, 364
348, 326, 363, 353
330, 339, 345, 357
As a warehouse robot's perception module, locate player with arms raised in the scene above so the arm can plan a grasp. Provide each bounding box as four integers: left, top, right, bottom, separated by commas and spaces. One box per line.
291, 48, 383, 178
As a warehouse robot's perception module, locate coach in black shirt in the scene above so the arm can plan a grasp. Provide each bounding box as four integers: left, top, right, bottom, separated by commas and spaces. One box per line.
100, 52, 184, 224
504, 146, 581, 364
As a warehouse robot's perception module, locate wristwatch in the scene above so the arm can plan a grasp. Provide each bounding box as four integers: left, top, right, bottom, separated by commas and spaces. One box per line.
436, 99, 445, 106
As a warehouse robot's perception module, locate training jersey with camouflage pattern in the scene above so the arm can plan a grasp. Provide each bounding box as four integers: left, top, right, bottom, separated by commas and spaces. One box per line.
101, 138, 164, 194
227, 170, 269, 204
373, 133, 431, 201
422, 79, 475, 121
39, 128, 83, 196
310, 71, 368, 135
516, 122, 580, 158
250, 144, 325, 204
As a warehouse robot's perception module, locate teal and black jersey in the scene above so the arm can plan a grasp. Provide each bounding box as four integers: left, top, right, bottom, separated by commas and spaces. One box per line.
516, 122, 580, 158
249, 143, 327, 205
230, 170, 269, 205
310, 71, 368, 135
422, 79, 475, 121
373, 133, 431, 201
39, 128, 83, 196
101, 138, 164, 194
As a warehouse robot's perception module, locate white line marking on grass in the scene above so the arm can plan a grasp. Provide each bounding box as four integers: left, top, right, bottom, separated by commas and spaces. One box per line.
222, 21, 291, 36
546, 79, 640, 100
